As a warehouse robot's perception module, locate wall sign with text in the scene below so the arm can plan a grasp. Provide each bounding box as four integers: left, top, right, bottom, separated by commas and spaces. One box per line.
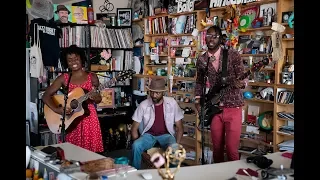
209, 0, 258, 8
176, 0, 195, 13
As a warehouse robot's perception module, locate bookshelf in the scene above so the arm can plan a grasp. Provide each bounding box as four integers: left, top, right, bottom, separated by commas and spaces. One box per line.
33, 22, 135, 147
132, 0, 294, 165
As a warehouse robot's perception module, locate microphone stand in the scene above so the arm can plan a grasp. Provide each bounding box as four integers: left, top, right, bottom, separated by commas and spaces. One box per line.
200, 56, 211, 165
60, 72, 72, 143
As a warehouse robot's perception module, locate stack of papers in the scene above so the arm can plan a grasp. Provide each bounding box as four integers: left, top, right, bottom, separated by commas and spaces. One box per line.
278, 139, 294, 152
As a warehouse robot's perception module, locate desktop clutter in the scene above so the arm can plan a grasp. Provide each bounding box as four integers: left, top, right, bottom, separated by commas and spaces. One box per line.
26, 143, 187, 180
228, 153, 294, 180
26, 145, 128, 180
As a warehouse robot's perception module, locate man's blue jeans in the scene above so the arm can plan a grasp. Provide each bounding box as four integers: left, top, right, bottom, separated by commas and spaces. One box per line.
132, 133, 176, 169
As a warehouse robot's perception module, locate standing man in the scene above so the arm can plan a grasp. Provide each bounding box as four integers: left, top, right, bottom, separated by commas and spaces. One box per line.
55, 5, 71, 24
131, 78, 184, 169
195, 26, 246, 163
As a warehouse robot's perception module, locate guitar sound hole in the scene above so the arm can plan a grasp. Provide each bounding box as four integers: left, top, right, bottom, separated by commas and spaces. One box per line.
70, 99, 79, 109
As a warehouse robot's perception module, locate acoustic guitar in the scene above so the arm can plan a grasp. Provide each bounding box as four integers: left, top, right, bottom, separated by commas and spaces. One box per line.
44, 70, 135, 134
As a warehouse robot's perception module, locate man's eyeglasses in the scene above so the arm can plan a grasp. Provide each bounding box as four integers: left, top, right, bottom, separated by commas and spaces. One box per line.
206, 34, 220, 39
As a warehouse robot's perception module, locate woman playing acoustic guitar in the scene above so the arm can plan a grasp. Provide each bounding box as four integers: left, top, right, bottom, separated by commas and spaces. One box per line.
42, 45, 104, 153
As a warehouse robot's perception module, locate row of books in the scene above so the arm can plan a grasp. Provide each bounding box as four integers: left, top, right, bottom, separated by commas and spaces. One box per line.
58, 26, 134, 49
59, 26, 89, 48
90, 27, 133, 49
144, 14, 196, 35
277, 90, 294, 104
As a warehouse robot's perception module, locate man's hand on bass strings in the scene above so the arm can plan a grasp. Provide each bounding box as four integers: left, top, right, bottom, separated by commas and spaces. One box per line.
234, 80, 246, 89
195, 98, 201, 113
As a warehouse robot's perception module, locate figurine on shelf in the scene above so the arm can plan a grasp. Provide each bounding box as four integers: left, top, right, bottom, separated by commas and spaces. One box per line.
133, 11, 139, 20
99, 49, 112, 68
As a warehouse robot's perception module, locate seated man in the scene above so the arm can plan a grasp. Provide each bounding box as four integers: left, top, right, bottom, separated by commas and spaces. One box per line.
131, 78, 184, 169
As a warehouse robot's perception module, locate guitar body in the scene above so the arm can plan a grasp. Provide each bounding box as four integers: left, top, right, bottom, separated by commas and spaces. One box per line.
44, 87, 86, 134
199, 104, 223, 129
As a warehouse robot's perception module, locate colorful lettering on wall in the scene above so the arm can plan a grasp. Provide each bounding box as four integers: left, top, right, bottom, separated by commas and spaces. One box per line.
209, 0, 258, 8
176, 0, 195, 13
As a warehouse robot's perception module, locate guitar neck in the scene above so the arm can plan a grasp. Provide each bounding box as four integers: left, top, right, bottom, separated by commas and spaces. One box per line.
210, 70, 251, 104
78, 78, 117, 103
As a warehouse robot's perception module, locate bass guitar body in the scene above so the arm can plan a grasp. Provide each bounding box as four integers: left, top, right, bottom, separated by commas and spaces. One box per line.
201, 104, 223, 128
200, 85, 224, 128
44, 87, 86, 134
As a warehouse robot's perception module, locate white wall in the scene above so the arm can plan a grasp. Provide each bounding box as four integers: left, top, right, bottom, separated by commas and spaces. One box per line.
27, 0, 129, 21
92, 0, 129, 19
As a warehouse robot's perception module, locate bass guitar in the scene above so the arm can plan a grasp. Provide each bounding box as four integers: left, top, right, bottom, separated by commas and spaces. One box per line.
199, 59, 269, 129
44, 70, 135, 134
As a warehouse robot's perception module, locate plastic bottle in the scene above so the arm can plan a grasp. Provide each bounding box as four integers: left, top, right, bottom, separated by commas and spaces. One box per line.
87, 4, 94, 24
43, 168, 48, 180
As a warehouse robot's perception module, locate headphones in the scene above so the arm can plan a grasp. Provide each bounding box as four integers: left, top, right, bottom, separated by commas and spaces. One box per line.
246, 155, 273, 169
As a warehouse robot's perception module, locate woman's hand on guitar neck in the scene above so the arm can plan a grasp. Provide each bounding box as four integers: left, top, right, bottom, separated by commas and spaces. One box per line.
89, 92, 102, 103
54, 107, 72, 116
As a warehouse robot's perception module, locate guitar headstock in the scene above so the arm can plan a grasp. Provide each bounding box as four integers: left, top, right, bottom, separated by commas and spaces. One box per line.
251, 57, 270, 72
115, 69, 136, 82
97, 70, 136, 90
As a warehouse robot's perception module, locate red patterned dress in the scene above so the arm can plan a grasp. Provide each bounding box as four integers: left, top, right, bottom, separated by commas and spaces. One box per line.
60, 73, 104, 152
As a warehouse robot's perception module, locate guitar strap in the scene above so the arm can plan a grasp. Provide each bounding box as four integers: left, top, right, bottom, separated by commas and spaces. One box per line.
221, 49, 228, 86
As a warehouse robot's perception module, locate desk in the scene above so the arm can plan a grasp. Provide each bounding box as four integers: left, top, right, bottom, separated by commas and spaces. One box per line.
31, 143, 136, 180
120, 152, 293, 180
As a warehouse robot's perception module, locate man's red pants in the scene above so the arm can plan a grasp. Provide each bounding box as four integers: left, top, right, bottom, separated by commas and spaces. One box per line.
210, 107, 242, 163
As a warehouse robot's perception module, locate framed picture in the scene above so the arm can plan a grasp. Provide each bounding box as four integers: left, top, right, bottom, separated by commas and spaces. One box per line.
53, 4, 72, 24
96, 13, 116, 20
117, 8, 132, 26
96, 13, 116, 25
282, 11, 293, 23
98, 88, 115, 108
71, 6, 88, 24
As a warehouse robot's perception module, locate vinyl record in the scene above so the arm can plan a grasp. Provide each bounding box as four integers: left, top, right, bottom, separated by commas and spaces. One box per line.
257, 111, 273, 131
239, 15, 250, 29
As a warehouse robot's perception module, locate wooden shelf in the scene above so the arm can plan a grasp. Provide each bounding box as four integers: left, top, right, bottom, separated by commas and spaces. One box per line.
277, 131, 294, 137
173, 76, 196, 81
240, 138, 273, 148
277, 117, 294, 122
169, 33, 193, 37
248, 82, 274, 87
283, 38, 294, 41
276, 84, 294, 89
132, 18, 143, 22
147, 13, 168, 18
171, 45, 196, 48
169, 11, 197, 17
276, 103, 294, 106
245, 98, 274, 104
240, 54, 272, 57
145, 33, 168, 36
241, 26, 272, 32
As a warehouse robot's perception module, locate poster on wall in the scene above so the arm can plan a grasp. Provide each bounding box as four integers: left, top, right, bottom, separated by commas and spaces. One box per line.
71, 6, 88, 24
29, 102, 38, 134
98, 88, 115, 108
53, 4, 72, 24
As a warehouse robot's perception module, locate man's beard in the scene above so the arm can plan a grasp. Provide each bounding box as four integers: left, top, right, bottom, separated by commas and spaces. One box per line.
61, 17, 68, 23
152, 97, 162, 104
